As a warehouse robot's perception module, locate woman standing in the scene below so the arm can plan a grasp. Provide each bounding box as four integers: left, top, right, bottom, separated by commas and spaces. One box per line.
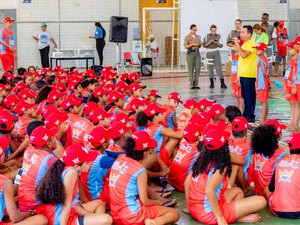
184, 24, 202, 89
89, 22, 106, 66
252, 24, 269, 45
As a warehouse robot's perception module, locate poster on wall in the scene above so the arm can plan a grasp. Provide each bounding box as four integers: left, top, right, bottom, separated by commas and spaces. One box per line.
23, 0, 32, 3
180, 0, 238, 51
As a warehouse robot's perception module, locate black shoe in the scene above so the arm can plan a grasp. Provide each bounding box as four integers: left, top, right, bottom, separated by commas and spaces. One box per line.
209, 78, 214, 89
220, 79, 227, 89
221, 83, 227, 89
190, 86, 195, 90
194, 86, 201, 89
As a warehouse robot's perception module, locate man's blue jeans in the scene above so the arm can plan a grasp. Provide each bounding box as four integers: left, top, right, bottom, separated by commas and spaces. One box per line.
240, 77, 256, 122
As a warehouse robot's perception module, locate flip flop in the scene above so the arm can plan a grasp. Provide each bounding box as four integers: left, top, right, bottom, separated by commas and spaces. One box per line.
162, 199, 177, 207
160, 191, 172, 198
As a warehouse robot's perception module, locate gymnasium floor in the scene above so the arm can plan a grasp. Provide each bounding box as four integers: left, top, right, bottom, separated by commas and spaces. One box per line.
142, 72, 298, 225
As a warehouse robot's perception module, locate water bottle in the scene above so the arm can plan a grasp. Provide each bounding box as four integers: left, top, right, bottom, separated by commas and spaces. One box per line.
273, 80, 283, 88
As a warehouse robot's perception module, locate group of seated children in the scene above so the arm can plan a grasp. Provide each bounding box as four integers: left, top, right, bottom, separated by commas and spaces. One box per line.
0, 63, 299, 225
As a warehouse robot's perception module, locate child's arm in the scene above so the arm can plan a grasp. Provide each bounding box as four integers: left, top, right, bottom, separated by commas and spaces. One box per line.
61, 169, 77, 225
259, 61, 269, 81
206, 169, 228, 225
161, 127, 183, 139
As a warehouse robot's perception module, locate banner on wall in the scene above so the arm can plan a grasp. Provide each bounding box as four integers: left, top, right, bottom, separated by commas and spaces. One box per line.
23, 0, 32, 3
180, 0, 238, 51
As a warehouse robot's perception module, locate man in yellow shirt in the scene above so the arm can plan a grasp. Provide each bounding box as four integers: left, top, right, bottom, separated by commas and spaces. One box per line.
234, 25, 257, 122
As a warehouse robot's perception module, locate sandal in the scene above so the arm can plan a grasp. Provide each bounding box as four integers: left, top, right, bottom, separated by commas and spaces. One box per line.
162, 199, 177, 207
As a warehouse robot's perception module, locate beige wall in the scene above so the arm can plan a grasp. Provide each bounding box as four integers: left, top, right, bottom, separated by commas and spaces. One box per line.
0, 0, 17, 9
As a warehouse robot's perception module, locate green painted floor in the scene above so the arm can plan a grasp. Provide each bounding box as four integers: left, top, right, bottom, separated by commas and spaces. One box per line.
142, 73, 298, 224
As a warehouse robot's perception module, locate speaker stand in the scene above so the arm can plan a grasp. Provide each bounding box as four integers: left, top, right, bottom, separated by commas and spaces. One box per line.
114, 42, 129, 74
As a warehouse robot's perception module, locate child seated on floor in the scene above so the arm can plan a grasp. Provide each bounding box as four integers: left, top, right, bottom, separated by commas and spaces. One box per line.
265, 132, 300, 219
177, 99, 200, 130
228, 116, 255, 196
251, 123, 287, 196
162, 92, 182, 131
186, 127, 266, 224
225, 105, 242, 134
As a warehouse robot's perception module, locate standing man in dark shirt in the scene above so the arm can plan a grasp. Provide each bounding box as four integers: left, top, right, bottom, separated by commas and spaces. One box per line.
261, 13, 274, 74
184, 24, 202, 89
203, 25, 227, 89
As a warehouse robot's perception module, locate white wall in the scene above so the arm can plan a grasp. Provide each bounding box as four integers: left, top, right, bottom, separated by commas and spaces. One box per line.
16, 0, 139, 68
0, 0, 17, 9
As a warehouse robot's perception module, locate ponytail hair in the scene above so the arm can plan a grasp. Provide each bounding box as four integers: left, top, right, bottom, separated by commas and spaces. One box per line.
36, 160, 66, 204
124, 137, 146, 161
136, 111, 155, 127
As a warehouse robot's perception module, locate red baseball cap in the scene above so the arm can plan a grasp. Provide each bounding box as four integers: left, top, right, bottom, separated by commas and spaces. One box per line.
104, 83, 115, 92
88, 126, 110, 148
197, 98, 216, 111
207, 104, 225, 118
129, 83, 146, 93
89, 107, 112, 124
55, 82, 66, 92
0, 137, 10, 159
14, 101, 35, 115
61, 95, 82, 110
93, 87, 110, 98
5, 73, 15, 82
148, 89, 161, 98
42, 105, 61, 118
144, 103, 167, 117
292, 36, 300, 45
286, 42, 295, 49
32, 71, 41, 78
130, 97, 147, 111
204, 129, 230, 151
265, 119, 286, 135
0, 110, 17, 131
85, 70, 96, 77
68, 81, 80, 91
183, 99, 198, 110
128, 72, 142, 81
131, 131, 157, 151
287, 132, 300, 151
107, 91, 126, 103
111, 112, 133, 125
204, 121, 227, 134
30, 126, 58, 148
4, 17, 15, 23
17, 89, 35, 99
188, 112, 211, 127
253, 43, 267, 51
44, 112, 68, 129
279, 20, 284, 27
184, 123, 204, 142
48, 90, 64, 103
3, 95, 20, 109
116, 81, 129, 93
110, 122, 133, 139
168, 92, 182, 103
232, 116, 251, 131
120, 73, 129, 81
62, 144, 98, 167
41, 68, 49, 75
15, 81, 27, 92
83, 102, 99, 116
